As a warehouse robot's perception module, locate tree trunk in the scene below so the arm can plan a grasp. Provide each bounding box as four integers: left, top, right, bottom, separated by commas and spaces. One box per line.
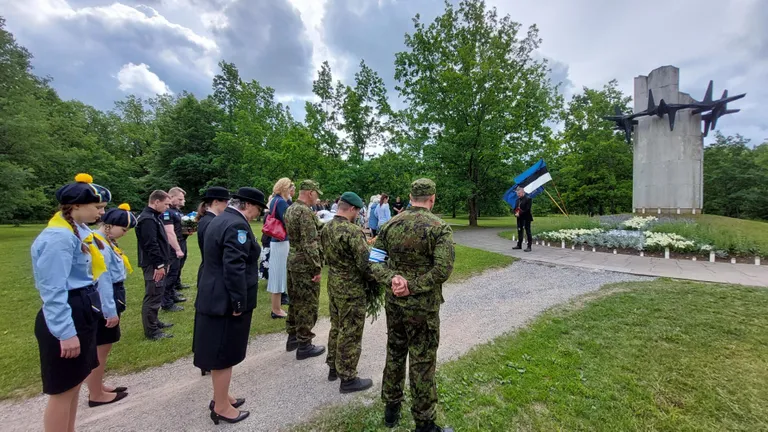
468, 196, 478, 227
452, 202, 456, 219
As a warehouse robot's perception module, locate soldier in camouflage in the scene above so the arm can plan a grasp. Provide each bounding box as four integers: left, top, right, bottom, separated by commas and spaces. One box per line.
284, 180, 326, 360
369, 178, 455, 432
320, 192, 375, 394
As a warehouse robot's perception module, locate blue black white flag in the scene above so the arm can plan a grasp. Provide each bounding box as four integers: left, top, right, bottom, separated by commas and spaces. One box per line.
504, 159, 552, 209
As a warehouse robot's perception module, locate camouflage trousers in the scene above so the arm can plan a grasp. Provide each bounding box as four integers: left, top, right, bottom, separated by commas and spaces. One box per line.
285, 270, 320, 344
326, 294, 366, 380
381, 302, 440, 427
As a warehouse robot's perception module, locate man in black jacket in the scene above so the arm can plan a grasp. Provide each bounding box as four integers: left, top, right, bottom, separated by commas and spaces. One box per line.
513, 187, 533, 252
136, 190, 174, 340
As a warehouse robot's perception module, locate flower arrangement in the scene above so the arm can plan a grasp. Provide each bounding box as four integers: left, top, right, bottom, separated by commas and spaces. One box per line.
622, 216, 658, 230
181, 215, 197, 235
643, 232, 696, 252
537, 228, 603, 242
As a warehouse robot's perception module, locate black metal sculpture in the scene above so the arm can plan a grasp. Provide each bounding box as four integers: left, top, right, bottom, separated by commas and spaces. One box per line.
603, 80, 745, 143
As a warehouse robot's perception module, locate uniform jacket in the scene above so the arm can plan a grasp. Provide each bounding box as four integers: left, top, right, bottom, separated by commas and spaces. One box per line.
516, 195, 534, 222
196, 211, 216, 283
196, 207, 260, 316
284, 199, 323, 275
136, 207, 170, 268
163, 207, 187, 243
320, 215, 374, 299
370, 207, 455, 312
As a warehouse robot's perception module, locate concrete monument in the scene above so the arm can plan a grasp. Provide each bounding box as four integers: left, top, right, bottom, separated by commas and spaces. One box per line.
604, 65, 745, 215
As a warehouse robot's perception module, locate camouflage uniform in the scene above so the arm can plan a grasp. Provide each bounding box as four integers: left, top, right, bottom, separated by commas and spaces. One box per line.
370, 178, 455, 428
321, 215, 373, 380
284, 198, 323, 344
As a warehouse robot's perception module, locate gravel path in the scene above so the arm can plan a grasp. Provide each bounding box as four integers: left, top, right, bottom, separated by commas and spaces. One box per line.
0, 262, 651, 432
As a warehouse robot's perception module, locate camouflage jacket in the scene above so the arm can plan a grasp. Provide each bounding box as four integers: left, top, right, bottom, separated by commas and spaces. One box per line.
370, 207, 455, 312
284, 199, 323, 274
320, 215, 373, 299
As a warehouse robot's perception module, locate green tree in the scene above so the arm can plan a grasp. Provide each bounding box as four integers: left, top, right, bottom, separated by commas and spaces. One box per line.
394, 0, 562, 226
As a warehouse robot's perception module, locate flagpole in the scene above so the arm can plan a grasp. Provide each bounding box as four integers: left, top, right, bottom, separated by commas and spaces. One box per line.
550, 178, 569, 217
545, 189, 568, 218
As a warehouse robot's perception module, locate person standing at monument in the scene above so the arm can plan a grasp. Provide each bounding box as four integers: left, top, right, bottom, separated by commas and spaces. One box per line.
369, 178, 455, 432
320, 192, 375, 394
136, 190, 174, 340
283, 180, 325, 359
512, 187, 533, 252
161, 187, 188, 311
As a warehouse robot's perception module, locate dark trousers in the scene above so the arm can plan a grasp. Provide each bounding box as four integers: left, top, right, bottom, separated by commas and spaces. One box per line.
517, 218, 532, 247
142, 266, 167, 337
381, 303, 440, 427
163, 240, 186, 308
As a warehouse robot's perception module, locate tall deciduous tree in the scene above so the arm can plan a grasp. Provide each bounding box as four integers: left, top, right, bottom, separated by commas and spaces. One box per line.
395, 0, 561, 226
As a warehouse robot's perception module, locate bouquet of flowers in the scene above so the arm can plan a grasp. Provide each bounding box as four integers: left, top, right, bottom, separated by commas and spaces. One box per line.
181, 215, 198, 235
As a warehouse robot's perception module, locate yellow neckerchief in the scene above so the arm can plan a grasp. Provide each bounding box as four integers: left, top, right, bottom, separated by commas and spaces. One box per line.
92, 231, 134, 275
47, 212, 107, 281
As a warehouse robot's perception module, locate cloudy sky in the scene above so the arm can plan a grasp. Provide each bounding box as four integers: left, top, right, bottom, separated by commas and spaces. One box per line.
2, 0, 766, 145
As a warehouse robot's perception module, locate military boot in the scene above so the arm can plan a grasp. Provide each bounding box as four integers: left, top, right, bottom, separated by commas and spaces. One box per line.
296, 343, 325, 360
384, 402, 401, 428
286, 334, 298, 352
339, 377, 373, 394
414, 422, 453, 432
328, 368, 338, 381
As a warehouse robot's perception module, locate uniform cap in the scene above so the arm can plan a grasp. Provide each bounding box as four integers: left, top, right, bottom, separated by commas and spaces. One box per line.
411, 178, 436, 197
299, 180, 323, 196
339, 192, 364, 209
102, 205, 137, 228
55, 173, 112, 205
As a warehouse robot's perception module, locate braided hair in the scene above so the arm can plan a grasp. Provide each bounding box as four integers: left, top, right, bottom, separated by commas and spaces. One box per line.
60, 205, 91, 253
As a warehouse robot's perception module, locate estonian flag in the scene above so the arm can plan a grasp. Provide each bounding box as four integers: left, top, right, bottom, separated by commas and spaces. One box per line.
503, 159, 552, 209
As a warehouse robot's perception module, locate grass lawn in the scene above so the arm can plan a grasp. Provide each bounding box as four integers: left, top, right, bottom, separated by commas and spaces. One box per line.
0, 224, 511, 400
295, 280, 768, 431
652, 214, 768, 255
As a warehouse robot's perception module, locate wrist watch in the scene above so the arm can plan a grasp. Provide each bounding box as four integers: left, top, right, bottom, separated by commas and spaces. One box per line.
156, 264, 165, 269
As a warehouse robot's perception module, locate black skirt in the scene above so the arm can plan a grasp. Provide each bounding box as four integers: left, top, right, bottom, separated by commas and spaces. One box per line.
96, 281, 125, 345
35, 286, 100, 395
193, 310, 253, 371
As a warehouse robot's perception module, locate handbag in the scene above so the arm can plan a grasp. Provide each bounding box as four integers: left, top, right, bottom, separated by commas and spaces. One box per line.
262, 199, 287, 241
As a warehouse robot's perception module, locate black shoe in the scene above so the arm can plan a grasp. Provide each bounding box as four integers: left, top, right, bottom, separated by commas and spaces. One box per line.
173, 296, 187, 303
296, 344, 325, 360
271, 312, 287, 319
162, 305, 184, 312
524, 247, 532, 252
88, 391, 128, 407
286, 335, 298, 352
179, 283, 191, 290
147, 332, 173, 341
340, 377, 373, 394
414, 423, 453, 432
384, 402, 401, 428
111, 386, 127, 393
328, 368, 338, 381
210, 409, 249, 425
158, 322, 174, 329
512, 246, 522, 250
209, 398, 246, 410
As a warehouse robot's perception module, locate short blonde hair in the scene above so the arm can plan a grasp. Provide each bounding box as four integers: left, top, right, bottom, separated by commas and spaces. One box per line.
168, 187, 186, 197
273, 178, 292, 198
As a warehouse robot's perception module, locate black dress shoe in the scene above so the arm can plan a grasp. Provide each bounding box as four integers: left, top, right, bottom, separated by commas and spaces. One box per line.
286, 334, 298, 352
328, 368, 338, 381
271, 312, 287, 319
147, 332, 173, 341
384, 402, 401, 428
162, 305, 184, 312
201, 368, 210, 376
88, 391, 128, 407
111, 386, 127, 393
210, 409, 249, 425
524, 247, 532, 252
209, 398, 245, 410
159, 322, 174, 329
173, 296, 187, 303
512, 245, 523, 250
340, 377, 373, 394
414, 423, 453, 432
179, 283, 191, 290
296, 344, 325, 360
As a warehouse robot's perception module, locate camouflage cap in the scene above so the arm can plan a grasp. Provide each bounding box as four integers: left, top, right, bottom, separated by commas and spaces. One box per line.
300, 179, 323, 196
339, 191, 364, 209
411, 178, 436, 197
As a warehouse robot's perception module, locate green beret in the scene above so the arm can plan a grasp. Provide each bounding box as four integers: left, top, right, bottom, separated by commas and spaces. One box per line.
300, 179, 323, 196
339, 192, 364, 209
411, 178, 436, 197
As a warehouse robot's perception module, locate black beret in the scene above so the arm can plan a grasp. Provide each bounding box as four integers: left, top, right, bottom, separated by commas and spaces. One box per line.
102, 204, 137, 228
55, 173, 112, 205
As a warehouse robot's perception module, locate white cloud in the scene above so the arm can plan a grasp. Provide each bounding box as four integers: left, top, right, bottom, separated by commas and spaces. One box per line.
116, 62, 172, 96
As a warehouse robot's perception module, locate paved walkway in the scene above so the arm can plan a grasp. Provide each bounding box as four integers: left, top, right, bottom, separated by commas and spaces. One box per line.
453, 228, 768, 287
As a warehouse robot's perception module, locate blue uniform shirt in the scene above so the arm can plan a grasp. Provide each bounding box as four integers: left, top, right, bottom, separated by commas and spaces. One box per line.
93, 230, 122, 319
31, 224, 94, 341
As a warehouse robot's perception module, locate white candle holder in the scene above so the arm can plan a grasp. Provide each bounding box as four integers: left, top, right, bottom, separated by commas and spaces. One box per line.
664, 248, 670, 259
709, 251, 715, 263
640, 251, 644, 257
756, 257, 761, 266
731, 258, 736, 264
561, 241, 565, 249
613, 249, 617, 255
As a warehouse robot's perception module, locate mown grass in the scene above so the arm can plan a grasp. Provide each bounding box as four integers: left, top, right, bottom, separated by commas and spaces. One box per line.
0, 224, 512, 400
652, 214, 768, 256
294, 280, 768, 431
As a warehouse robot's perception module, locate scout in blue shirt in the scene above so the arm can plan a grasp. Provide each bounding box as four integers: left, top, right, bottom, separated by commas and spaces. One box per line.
85, 204, 137, 407
31, 173, 110, 431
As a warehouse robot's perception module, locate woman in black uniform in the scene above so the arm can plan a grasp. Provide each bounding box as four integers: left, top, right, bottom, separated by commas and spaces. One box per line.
31, 173, 110, 432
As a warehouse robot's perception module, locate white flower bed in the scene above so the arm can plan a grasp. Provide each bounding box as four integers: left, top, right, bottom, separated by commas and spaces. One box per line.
643, 232, 696, 252
534, 226, 712, 253
537, 228, 602, 242
622, 216, 658, 230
